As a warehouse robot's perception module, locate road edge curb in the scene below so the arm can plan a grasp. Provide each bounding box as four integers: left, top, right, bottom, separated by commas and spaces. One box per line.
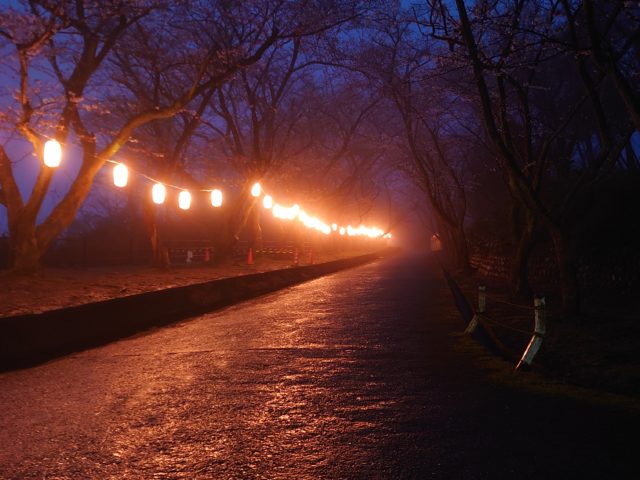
0, 251, 386, 371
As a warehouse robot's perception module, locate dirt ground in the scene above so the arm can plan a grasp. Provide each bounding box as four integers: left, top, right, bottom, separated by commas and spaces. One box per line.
0, 249, 370, 317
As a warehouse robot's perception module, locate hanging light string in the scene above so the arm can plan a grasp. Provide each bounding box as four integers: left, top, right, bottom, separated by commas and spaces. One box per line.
42, 140, 391, 239
105, 159, 214, 192
256, 181, 390, 239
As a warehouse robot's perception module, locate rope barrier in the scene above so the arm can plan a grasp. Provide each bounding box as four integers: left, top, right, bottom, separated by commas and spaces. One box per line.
443, 276, 548, 370
491, 299, 536, 311
478, 315, 533, 336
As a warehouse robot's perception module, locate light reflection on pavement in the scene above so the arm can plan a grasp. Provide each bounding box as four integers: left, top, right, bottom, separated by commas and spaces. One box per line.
0, 254, 638, 479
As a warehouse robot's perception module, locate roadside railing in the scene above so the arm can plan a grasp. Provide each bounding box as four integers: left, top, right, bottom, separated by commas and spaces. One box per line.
464, 284, 546, 371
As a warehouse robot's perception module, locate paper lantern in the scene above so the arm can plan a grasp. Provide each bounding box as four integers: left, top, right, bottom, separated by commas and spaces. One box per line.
178, 190, 191, 210
43, 139, 62, 168
263, 195, 273, 209
251, 182, 261, 197
152, 183, 166, 204
211, 189, 223, 207
113, 163, 128, 187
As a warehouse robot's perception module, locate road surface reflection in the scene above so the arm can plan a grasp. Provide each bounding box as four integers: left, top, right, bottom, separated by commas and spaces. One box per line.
0, 254, 638, 478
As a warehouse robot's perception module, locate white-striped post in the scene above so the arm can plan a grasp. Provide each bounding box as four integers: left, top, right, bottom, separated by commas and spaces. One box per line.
464, 314, 479, 334
478, 285, 486, 314
516, 296, 546, 370
465, 285, 487, 335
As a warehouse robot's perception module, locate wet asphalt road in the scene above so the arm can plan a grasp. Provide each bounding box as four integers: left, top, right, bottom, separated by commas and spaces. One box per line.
0, 253, 638, 479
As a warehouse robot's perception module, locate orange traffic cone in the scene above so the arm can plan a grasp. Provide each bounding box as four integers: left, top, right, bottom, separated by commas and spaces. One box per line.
247, 247, 254, 265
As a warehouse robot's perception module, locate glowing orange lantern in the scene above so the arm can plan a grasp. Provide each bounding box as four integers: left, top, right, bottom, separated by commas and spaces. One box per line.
43, 139, 62, 168
178, 190, 191, 210
211, 189, 223, 207
113, 163, 128, 187
152, 183, 166, 204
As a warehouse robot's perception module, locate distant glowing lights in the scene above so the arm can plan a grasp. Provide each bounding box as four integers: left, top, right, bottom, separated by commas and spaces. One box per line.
272, 204, 283, 218
113, 163, 128, 187
270, 203, 383, 238
272, 203, 300, 221
43, 139, 62, 168
102, 164, 390, 239
211, 189, 223, 207
344, 224, 384, 238
178, 190, 191, 210
152, 183, 166, 204
297, 210, 331, 235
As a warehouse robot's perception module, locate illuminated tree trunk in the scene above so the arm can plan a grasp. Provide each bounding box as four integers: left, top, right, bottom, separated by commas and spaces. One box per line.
142, 199, 166, 267
216, 181, 259, 260
9, 224, 42, 274
247, 205, 263, 252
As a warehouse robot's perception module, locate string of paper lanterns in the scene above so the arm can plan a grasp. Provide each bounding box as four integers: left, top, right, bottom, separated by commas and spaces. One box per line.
41, 139, 392, 239
107, 159, 215, 211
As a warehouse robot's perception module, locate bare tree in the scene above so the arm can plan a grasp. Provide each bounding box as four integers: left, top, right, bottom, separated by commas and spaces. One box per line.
358, 9, 471, 269
0, 0, 371, 272
204, 29, 380, 255
427, 0, 636, 311
291, 74, 387, 226
0, 0, 289, 272
579, 1, 640, 131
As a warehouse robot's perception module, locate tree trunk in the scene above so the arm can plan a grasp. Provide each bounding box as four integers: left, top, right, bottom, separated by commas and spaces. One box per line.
215, 216, 238, 261
248, 207, 263, 251
549, 226, 580, 315
215, 182, 258, 260
443, 225, 470, 272
435, 216, 470, 271
453, 221, 471, 272
9, 224, 44, 274
142, 199, 167, 267
509, 212, 536, 300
